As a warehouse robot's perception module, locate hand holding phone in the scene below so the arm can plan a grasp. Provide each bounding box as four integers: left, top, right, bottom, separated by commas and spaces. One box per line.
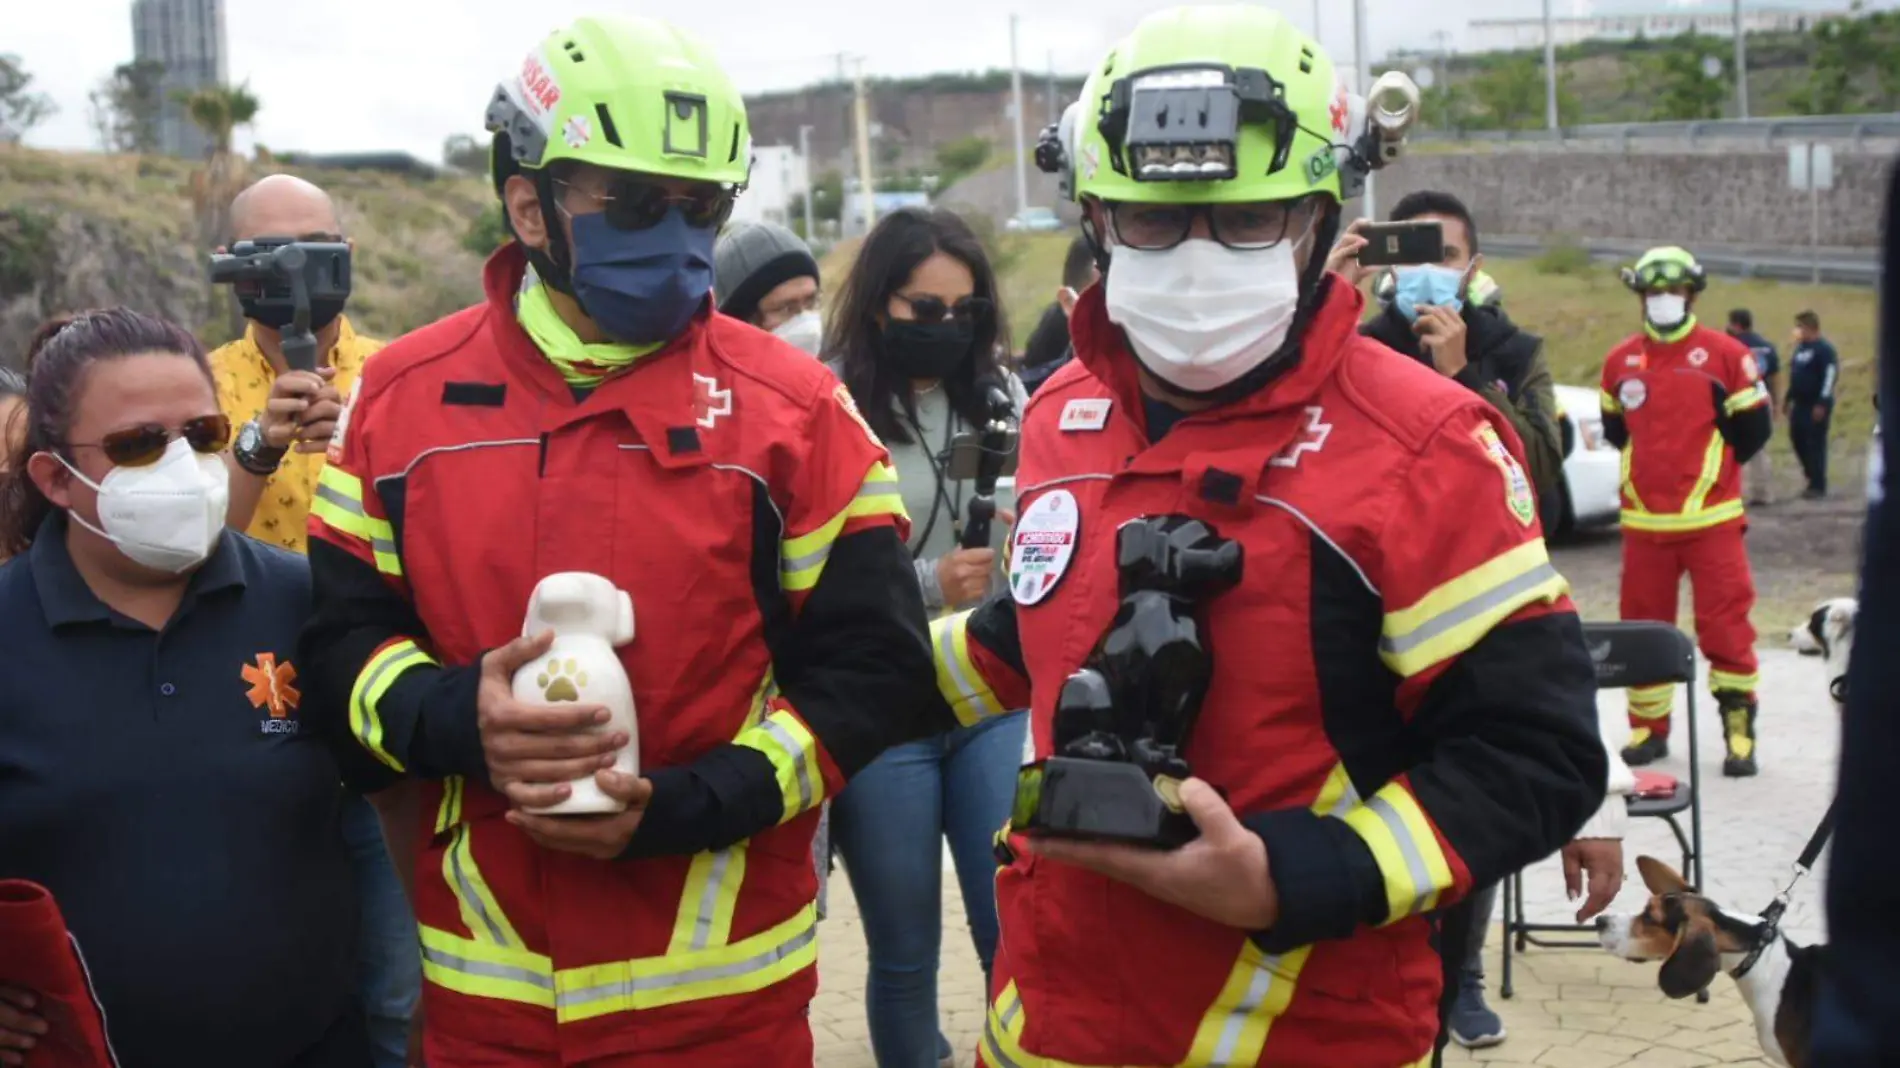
1355, 220, 1445, 267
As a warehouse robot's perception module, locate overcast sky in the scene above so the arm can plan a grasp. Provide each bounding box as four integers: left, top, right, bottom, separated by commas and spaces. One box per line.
2, 0, 1838, 161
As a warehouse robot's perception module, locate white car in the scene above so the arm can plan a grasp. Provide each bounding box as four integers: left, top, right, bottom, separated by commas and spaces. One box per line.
1549, 382, 1622, 538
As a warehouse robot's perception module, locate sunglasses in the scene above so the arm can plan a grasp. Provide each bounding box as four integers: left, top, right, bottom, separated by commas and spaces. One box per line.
64, 414, 232, 468
893, 293, 993, 326
555, 176, 737, 232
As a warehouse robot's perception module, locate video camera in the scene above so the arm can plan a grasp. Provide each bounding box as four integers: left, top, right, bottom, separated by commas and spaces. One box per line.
208, 239, 352, 372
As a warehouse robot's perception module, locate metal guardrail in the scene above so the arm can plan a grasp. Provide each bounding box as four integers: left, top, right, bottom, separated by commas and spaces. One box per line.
1412, 113, 1900, 148
1482, 234, 1883, 287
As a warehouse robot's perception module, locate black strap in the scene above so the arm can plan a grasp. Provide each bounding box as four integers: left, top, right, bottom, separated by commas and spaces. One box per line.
1795, 797, 1838, 872
1734, 798, 1837, 979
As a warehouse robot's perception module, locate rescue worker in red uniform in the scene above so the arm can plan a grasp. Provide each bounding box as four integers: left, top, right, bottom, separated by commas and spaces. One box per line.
929, 9, 1607, 1066
298, 17, 945, 1066
1598, 247, 1773, 776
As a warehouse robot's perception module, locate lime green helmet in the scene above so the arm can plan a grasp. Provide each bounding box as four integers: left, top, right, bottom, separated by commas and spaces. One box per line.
1621, 246, 1707, 293
484, 15, 751, 190
1065, 5, 1416, 206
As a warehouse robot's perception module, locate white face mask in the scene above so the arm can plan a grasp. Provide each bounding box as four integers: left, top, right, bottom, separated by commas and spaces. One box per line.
772, 310, 824, 356
1645, 293, 1688, 330
1104, 238, 1302, 395
58, 437, 230, 573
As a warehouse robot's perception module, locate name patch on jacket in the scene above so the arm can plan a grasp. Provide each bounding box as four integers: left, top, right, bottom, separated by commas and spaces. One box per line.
1009, 489, 1080, 605
1059, 399, 1112, 432
1475, 424, 1537, 528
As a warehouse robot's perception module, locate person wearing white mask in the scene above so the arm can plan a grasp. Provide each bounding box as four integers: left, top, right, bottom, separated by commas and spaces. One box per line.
924, 9, 1606, 1066
714, 219, 824, 354
0, 308, 368, 1067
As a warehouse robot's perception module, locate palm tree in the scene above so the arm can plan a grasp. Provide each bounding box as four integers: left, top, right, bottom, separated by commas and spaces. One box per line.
180, 82, 261, 335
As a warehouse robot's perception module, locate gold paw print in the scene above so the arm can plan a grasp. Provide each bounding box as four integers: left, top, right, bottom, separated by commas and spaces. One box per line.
536, 658, 588, 702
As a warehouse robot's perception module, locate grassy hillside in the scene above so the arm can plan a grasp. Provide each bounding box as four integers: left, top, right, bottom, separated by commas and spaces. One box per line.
821, 231, 1879, 445
0, 147, 492, 351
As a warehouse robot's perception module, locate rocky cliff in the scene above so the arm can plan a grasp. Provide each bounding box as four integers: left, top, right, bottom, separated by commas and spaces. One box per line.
0, 148, 492, 368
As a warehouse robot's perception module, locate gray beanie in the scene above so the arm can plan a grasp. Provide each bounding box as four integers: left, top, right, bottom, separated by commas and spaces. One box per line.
714, 221, 820, 324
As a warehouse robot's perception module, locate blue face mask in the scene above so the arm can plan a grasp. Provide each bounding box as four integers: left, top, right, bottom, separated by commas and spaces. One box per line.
566, 206, 716, 346
1392, 264, 1466, 323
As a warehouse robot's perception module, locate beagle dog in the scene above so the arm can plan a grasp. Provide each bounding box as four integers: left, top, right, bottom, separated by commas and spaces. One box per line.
1597, 856, 1822, 1068
1787, 596, 1857, 713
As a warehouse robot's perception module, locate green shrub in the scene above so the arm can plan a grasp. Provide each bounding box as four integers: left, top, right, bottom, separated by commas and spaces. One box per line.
1532, 234, 1595, 276
0, 208, 55, 298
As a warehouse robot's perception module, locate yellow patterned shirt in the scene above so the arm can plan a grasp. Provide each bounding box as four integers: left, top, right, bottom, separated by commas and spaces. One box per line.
210, 316, 382, 554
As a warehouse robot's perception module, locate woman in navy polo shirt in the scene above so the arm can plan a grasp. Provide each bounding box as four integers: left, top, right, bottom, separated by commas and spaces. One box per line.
0, 309, 366, 1067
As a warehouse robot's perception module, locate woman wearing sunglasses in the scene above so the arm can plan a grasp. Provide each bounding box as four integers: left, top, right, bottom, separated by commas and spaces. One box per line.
0, 309, 367, 1067
823, 207, 1029, 1068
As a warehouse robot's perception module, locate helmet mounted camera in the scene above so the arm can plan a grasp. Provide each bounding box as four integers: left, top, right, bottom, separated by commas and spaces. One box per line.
1098, 64, 1296, 183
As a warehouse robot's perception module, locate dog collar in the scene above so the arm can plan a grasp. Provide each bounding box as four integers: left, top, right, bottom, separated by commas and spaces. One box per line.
1731, 900, 1785, 980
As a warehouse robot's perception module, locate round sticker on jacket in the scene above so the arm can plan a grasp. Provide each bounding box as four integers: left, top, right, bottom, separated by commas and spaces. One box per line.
1009, 489, 1080, 606
1619, 378, 1648, 412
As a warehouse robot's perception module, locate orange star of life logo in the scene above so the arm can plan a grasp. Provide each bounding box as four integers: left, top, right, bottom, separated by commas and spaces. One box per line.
242, 653, 301, 718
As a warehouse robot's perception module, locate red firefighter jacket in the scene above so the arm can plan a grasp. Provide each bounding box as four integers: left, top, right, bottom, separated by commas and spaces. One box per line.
934, 280, 1606, 1067
1598, 318, 1773, 536
0, 881, 117, 1068
298, 245, 944, 1062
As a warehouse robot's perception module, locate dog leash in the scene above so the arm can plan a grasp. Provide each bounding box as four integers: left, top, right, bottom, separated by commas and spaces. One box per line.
1732, 796, 1838, 979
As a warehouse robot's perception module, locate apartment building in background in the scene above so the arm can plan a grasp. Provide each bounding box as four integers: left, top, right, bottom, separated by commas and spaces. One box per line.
1470, 1, 1850, 53
132, 0, 228, 158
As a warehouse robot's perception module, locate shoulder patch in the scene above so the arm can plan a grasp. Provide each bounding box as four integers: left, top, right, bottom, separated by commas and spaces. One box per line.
1474, 423, 1537, 528
834, 383, 883, 449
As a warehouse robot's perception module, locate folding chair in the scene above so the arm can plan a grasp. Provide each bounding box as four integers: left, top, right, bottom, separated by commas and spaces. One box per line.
1499, 620, 1705, 1001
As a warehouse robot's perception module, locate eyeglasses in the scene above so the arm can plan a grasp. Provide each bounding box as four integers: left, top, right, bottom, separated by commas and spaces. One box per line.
63, 414, 232, 468
1105, 196, 1321, 252
892, 293, 993, 326
555, 176, 737, 232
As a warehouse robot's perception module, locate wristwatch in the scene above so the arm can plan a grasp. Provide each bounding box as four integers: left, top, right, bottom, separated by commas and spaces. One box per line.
233, 417, 289, 476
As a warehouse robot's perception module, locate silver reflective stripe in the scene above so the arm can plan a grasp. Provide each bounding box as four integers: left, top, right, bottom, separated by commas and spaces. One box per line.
448, 826, 509, 946
684, 849, 737, 952
757, 717, 814, 813
371, 535, 399, 559
1326, 774, 1362, 820
781, 543, 831, 576
314, 480, 363, 515
556, 918, 818, 1012
1366, 795, 1435, 915
982, 994, 1026, 1068
935, 618, 984, 706
1210, 964, 1279, 1066
355, 646, 425, 728
1379, 562, 1561, 659
421, 943, 555, 991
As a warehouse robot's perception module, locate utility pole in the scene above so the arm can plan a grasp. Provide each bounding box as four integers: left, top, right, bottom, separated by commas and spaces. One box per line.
1010, 14, 1029, 218
1312, 0, 1322, 41
1543, 0, 1560, 133
797, 124, 814, 240
853, 58, 875, 236
1733, 0, 1750, 119
1351, 0, 1374, 218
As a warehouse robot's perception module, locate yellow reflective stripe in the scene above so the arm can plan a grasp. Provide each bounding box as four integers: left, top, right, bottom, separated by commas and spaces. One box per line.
1725, 384, 1769, 414
667, 847, 748, 954
983, 982, 1078, 1068
733, 709, 825, 821
1620, 448, 1647, 513
781, 509, 847, 593
349, 640, 436, 772
444, 823, 524, 948
933, 610, 1005, 726
1619, 499, 1745, 533
312, 466, 402, 575
555, 903, 818, 1022
1380, 541, 1569, 677
1340, 782, 1456, 923
1629, 683, 1675, 721
1600, 387, 1623, 415
1710, 670, 1759, 693
419, 924, 555, 1009
1683, 431, 1726, 514
1179, 762, 1359, 1064
846, 461, 908, 522
434, 776, 464, 835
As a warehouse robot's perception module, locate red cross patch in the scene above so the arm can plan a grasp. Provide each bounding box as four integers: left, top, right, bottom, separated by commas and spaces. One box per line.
693, 373, 732, 429
1329, 87, 1351, 136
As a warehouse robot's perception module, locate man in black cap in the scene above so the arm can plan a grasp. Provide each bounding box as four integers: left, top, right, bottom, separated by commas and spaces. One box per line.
714, 220, 823, 353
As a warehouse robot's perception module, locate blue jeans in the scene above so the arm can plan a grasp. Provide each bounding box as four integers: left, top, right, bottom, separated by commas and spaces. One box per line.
828, 711, 1028, 1068
340, 792, 421, 1068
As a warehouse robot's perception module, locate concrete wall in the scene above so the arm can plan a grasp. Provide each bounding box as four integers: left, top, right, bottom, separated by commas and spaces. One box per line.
1371, 142, 1895, 249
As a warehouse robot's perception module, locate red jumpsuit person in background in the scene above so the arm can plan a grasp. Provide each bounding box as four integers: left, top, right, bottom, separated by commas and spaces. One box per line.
1599, 246, 1774, 776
